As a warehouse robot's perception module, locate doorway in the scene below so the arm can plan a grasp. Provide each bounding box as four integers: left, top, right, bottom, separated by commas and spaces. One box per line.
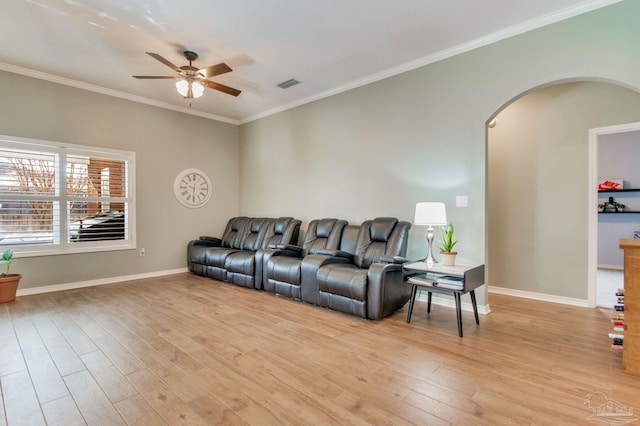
487, 81, 640, 307
588, 123, 640, 307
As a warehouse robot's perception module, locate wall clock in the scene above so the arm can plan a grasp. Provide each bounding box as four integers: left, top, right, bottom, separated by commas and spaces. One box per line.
174, 168, 212, 208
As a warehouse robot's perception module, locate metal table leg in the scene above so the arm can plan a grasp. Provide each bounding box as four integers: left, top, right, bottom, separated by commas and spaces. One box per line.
470, 290, 479, 325
455, 292, 463, 337
406, 284, 417, 323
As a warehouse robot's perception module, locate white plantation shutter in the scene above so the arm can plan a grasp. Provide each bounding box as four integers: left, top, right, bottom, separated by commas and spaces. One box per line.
66, 154, 129, 243
0, 148, 58, 245
0, 135, 135, 256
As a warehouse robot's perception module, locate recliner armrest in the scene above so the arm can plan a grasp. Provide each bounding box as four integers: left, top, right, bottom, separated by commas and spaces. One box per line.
195, 236, 222, 247
379, 255, 409, 264
269, 243, 302, 253
315, 249, 353, 260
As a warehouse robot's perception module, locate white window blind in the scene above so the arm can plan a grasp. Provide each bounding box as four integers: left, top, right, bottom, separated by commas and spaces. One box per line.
0, 135, 135, 256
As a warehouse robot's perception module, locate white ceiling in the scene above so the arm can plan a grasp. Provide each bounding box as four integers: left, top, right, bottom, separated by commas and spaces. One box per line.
0, 0, 620, 124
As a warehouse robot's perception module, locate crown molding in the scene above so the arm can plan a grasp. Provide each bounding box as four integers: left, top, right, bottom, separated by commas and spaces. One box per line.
240, 0, 622, 124
0, 62, 240, 125
0, 0, 622, 126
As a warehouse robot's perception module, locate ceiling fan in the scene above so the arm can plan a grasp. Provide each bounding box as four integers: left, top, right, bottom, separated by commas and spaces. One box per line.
133, 51, 241, 99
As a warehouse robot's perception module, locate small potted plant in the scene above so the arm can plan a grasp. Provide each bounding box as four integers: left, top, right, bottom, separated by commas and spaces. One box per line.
0, 249, 21, 303
437, 223, 458, 266
616, 202, 625, 212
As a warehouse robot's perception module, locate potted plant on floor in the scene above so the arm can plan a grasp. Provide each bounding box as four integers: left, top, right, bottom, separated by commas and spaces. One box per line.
437, 223, 458, 266
0, 250, 21, 303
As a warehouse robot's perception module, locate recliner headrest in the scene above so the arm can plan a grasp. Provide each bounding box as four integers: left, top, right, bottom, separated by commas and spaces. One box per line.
370, 217, 398, 242
274, 218, 289, 235
316, 219, 336, 238
231, 218, 244, 231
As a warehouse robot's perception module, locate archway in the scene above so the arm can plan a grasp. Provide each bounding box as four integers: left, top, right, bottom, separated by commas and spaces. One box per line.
485, 80, 640, 307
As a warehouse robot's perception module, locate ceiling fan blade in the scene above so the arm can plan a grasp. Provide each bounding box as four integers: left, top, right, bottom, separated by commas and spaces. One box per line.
132, 76, 177, 79
198, 63, 232, 79
201, 80, 242, 97
145, 52, 181, 73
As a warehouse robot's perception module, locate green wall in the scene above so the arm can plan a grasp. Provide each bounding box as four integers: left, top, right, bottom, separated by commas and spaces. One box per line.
4, 1, 640, 307
488, 82, 640, 299
239, 1, 640, 306
0, 71, 240, 289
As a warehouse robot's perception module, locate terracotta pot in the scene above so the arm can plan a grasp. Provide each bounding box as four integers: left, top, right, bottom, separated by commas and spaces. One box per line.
0, 274, 21, 303
440, 252, 457, 267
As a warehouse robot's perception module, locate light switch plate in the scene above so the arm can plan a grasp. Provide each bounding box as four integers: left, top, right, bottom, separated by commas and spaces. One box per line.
456, 195, 468, 207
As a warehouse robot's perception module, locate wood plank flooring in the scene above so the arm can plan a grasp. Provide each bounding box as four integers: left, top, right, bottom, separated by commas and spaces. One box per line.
0, 272, 637, 425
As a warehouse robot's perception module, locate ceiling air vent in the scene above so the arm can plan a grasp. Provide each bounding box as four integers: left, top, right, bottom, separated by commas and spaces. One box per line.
277, 78, 300, 89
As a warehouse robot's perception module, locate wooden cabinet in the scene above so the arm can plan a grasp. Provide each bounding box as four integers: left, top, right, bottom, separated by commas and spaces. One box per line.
619, 239, 640, 376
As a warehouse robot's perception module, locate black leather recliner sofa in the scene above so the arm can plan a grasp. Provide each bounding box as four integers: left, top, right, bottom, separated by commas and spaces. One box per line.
296, 217, 412, 320
264, 218, 348, 299
187, 217, 300, 289
188, 216, 412, 320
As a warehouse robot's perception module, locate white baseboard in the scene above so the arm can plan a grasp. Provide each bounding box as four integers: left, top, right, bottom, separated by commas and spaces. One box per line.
488, 286, 590, 308
16, 268, 189, 297
416, 291, 491, 315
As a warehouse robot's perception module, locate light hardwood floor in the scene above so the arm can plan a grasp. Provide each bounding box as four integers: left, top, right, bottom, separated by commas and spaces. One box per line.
0, 273, 637, 425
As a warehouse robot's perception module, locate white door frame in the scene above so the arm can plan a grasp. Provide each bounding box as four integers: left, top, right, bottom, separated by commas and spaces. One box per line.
588, 121, 640, 307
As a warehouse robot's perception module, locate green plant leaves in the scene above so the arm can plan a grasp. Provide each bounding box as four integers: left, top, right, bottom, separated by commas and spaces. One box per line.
2, 249, 13, 262
1, 249, 13, 276
437, 223, 458, 253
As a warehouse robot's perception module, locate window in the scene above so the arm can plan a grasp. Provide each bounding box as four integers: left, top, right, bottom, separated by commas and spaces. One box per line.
0, 135, 136, 256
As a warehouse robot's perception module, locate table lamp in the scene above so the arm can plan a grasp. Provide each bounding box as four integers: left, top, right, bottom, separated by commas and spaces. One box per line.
414, 202, 447, 266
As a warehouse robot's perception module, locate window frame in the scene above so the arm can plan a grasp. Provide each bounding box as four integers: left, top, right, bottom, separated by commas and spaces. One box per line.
0, 134, 136, 257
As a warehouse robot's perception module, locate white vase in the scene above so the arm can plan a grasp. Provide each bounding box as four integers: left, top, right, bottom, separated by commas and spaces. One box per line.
440, 252, 457, 266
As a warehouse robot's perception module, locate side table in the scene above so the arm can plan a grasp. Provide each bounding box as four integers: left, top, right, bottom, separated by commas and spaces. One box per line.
403, 261, 485, 337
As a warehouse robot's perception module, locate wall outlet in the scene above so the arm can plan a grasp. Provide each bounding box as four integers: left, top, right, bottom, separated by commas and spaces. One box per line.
140, 248, 145, 257
456, 195, 468, 207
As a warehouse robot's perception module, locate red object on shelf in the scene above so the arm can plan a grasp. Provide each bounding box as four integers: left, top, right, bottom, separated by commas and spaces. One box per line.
598, 179, 623, 190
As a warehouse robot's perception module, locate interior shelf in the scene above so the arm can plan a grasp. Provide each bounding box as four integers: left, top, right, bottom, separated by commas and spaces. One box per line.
599, 189, 640, 213
599, 189, 640, 193
599, 211, 640, 214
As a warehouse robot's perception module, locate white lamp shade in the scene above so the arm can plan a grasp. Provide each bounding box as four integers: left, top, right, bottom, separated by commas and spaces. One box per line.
414, 202, 447, 226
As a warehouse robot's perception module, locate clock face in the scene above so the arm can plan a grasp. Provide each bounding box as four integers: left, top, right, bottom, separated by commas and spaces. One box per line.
174, 169, 212, 208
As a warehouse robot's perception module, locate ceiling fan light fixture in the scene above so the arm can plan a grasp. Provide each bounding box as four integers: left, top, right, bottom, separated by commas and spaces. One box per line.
191, 81, 204, 98
176, 79, 204, 99
135, 51, 239, 98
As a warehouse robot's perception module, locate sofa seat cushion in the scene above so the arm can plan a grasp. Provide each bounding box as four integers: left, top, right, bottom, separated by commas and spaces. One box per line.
189, 245, 210, 264
316, 264, 367, 302
204, 248, 240, 268
225, 251, 257, 275
267, 256, 302, 286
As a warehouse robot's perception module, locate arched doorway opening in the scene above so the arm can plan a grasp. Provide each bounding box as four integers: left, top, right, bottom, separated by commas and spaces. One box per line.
485, 80, 640, 307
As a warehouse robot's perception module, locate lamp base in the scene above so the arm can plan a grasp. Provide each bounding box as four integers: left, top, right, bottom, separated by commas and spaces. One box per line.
423, 226, 438, 267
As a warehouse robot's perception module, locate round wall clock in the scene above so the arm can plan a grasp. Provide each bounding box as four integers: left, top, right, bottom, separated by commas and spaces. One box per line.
174, 168, 212, 208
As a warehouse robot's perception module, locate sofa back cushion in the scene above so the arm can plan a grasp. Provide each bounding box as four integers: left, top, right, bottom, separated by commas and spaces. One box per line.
303, 218, 348, 256
221, 217, 248, 248
338, 225, 361, 256
354, 217, 410, 268
238, 217, 271, 251
261, 217, 301, 249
